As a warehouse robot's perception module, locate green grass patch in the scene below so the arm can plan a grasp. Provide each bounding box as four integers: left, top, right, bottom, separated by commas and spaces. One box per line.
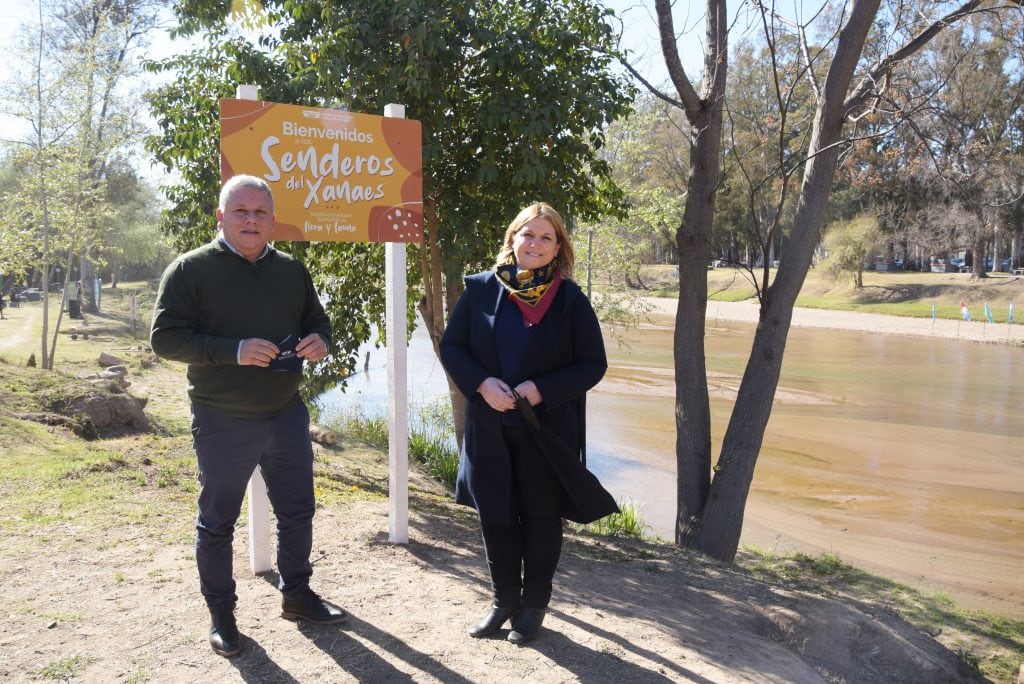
710, 289, 757, 302
739, 548, 1024, 682
0, 415, 195, 543
40, 654, 96, 680
330, 405, 654, 542
328, 399, 460, 489
572, 499, 649, 538
635, 264, 1024, 325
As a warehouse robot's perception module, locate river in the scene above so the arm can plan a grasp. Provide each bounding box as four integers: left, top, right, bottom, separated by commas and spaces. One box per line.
318, 312, 1024, 614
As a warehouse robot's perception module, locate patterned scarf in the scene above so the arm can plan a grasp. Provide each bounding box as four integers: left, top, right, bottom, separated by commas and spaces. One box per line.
496, 259, 562, 327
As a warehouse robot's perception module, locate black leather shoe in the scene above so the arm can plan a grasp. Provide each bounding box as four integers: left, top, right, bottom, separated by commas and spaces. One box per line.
469, 605, 520, 638
508, 607, 545, 645
281, 589, 347, 624
209, 609, 242, 657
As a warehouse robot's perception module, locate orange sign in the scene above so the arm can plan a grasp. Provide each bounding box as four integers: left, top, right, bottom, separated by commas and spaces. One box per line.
220, 99, 423, 243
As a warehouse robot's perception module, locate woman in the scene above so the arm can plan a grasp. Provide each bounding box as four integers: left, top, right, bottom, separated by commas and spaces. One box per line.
440, 202, 617, 645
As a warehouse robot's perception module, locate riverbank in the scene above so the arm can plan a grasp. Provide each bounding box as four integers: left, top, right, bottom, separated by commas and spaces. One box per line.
648, 296, 1024, 344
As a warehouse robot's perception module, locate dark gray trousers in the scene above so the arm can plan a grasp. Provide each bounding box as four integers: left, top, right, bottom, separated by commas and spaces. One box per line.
191, 400, 315, 610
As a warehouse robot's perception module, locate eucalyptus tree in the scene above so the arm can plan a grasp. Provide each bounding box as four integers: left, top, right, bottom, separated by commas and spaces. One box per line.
907, 15, 1024, 277
632, 0, 1024, 561
146, 0, 634, 415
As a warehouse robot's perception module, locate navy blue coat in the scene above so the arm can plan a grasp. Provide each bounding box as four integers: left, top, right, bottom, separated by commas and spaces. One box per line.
439, 271, 616, 524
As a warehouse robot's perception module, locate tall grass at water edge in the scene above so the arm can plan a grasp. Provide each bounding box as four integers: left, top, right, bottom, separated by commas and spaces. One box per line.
323, 397, 460, 487
571, 499, 648, 538
321, 398, 648, 538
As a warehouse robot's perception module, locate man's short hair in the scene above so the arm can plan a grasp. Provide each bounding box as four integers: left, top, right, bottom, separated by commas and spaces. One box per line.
219, 175, 275, 213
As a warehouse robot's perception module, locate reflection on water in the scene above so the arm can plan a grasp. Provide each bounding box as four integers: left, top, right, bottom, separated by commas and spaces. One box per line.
318, 313, 1024, 612
318, 323, 451, 415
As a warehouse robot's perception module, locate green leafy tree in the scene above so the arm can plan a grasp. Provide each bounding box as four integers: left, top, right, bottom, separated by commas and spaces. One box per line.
145, 0, 634, 420
101, 161, 174, 285
820, 214, 883, 287
586, 94, 687, 287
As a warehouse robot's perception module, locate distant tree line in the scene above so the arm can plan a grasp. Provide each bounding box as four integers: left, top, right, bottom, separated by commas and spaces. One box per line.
592, 8, 1024, 286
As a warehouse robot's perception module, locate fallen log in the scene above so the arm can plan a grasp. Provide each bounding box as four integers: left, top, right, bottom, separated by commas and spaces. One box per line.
310, 424, 337, 445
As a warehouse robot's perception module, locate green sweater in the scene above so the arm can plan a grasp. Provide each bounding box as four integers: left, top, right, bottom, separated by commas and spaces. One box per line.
150, 239, 332, 417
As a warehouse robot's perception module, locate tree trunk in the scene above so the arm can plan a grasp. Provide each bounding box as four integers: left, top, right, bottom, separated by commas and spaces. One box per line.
80, 256, 97, 313
659, 0, 727, 546
992, 227, 1001, 274
673, 123, 718, 545
687, 0, 882, 561
415, 196, 468, 449
971, 231, 987, 279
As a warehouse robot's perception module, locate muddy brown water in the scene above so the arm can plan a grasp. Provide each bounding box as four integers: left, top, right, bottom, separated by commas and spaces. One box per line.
589, 314, 1024, 615
322, 314, 1024, 615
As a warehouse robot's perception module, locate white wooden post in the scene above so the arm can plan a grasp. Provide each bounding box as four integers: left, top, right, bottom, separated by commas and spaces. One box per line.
384, 103, 410, 544
237, 84, 274, 575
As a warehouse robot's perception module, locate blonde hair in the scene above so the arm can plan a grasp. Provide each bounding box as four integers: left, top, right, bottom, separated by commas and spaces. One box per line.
494, 202, 575, 279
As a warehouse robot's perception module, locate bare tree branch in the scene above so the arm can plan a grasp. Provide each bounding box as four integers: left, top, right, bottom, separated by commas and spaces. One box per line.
655, 0, 704, 119
614, 52, 684, 109
843, 0, 1024, 117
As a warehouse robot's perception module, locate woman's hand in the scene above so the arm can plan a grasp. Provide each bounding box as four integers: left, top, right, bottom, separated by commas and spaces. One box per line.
477, 377, 516, 412
513, 380, 543, 406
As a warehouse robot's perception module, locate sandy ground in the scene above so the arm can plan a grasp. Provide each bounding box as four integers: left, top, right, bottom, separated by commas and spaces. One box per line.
668, 298, 1024, 345
0, 438, 985, 684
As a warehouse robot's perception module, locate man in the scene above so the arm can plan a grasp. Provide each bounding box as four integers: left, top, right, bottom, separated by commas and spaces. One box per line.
151, 175, 344, 658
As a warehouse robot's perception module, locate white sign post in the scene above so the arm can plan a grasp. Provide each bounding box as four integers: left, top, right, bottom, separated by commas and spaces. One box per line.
384, 103, 409, 544
238, 87, 412, 573
238, 85, 274, 574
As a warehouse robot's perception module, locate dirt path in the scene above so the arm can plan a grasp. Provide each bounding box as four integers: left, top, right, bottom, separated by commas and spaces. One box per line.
0, 440, 984, 684
0, 303, 42, 355
0, 294, 1012, 682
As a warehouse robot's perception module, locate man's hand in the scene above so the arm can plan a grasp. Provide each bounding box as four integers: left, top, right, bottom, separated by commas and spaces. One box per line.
296, 334, 328, 362
477, 377, 516, 412
239, 338, 279, 367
